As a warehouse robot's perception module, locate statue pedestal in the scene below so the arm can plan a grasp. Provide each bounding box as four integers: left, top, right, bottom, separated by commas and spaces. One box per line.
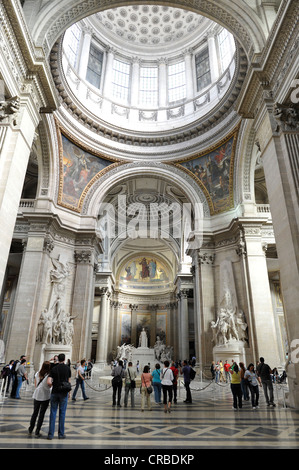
213, 340, 246, 365
38, 344, 72, 370
132, 347, 156, 371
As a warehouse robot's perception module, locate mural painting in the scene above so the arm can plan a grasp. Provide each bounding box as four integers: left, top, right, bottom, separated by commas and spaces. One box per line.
119, 256, 171, 291
177, 130, 238, 214
120, 312, 131, 345
58, 132, 116, 211
156, 313, 167, 343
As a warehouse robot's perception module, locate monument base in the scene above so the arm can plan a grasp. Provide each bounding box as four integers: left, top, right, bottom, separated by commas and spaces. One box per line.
213, 340, 246, 365
132, 347, 156, 371
37, 343, 72, 370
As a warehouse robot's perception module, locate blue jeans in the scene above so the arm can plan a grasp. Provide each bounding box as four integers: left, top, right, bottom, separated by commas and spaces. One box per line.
48, 393, 68, 438
153, 382, 162, 403
72, 379, 87, 400
15, 376, 23, 398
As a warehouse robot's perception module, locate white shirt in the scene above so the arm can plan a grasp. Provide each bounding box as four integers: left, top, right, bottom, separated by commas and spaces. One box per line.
32, 372, 52, 401
161, 367, 174, 386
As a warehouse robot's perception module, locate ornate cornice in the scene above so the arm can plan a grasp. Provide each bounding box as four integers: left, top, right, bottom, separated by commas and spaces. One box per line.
50, 36, 247, 156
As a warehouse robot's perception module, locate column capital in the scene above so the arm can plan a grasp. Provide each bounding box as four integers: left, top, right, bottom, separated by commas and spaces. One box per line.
198, 252, 215, 265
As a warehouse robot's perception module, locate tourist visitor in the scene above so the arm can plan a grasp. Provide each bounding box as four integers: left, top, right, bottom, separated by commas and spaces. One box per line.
10, 355, 26, 398
152, 363, 162, 404
47, 353, 72, 440
111, 360, 125, 407
161, 360, 174, 413
229, 363, 242, 410
239, 362, 249, 400
210, 361, 216, 381
124, 361, 136, 407
215, 362, 220, 383
224, 360, 231, 383
15, 358, 28, 399
72, 359, 89, 402
170, 361, 179, 404
1, 360, 14, 395
140, 365, 152, 411
180, 360, 192, 403
257, 357, 276, 407
244, 363, 261, 409
28, 361, 51, 437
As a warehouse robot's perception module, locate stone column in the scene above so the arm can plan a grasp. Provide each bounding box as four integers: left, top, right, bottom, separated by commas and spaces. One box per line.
131, 57, 140, 107
103, 46, 115, 101
96, 287, 110, 365
158, 57, 168, 107
71, 249, 96, 361
206, 31, 220, 82
241, 223, 280, 365
197, 251, 215, 367
130, 304, 138, 347
183, 48, 194, 100
149, 304, 158, 348
0, 98, 39, 291
78, 25, 92, 78
5, 232, 54, 361
190, 263, 201, 368
256, 105, 299, 406
178, 289, 189, 361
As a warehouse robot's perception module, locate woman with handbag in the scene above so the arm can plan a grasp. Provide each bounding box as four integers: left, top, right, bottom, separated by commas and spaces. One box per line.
124, 361, 137, 407
28, 361, 51, 437
140, 365, 153, 412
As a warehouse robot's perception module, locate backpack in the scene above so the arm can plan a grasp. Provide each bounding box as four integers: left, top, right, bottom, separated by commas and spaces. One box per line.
190, 367, 196, 381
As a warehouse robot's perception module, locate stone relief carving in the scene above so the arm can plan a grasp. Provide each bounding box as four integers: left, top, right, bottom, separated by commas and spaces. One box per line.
211, 260, 248, 347
0, 96, 20, 125
36, 256, 75, 346
116, 343, 136, 361
273, 102, 299, 132
154, 336, 174, 363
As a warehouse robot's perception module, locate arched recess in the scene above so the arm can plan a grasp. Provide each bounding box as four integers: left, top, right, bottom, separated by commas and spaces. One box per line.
81, 161, 210, 221
31, 0, 267, 57
81, 162, 209, 272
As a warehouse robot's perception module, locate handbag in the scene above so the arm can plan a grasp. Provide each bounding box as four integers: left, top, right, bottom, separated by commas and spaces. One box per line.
112, 375, 122, 386
128, 369, 136, 389
141, 374, 153, 394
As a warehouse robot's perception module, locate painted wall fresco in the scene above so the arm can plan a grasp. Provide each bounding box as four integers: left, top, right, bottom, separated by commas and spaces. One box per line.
120, 312, 132, 345
119, 256, 171, 291
177, 132, 237, 214
59, 133, 114, 211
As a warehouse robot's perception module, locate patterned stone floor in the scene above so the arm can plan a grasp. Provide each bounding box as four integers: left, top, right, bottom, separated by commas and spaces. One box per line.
0, 377, 299, 452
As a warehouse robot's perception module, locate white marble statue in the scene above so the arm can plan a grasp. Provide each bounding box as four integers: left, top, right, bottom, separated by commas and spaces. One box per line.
154, 336, 173, 362
36, 300, 75, 346
139, 327, 148, 348
116, 343, 135, 361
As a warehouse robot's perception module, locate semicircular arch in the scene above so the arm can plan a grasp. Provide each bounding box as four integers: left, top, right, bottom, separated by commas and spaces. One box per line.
32, 0, 267, 57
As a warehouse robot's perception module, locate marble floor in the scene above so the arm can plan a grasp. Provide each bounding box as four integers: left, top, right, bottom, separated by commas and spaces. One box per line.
0, 376, 299, 452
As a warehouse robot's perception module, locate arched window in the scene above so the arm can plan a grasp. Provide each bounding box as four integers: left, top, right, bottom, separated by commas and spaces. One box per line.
168, 61, 186, 103
112, 59, 131, 102
195, 48, 211, 92
140, 67, 158, 106
86, 44, 103, 89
